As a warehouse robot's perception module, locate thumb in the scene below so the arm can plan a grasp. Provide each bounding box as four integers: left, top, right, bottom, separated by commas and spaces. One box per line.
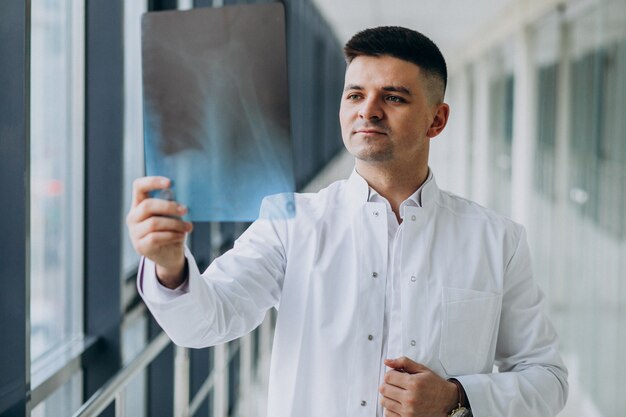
384, 356, 429, 374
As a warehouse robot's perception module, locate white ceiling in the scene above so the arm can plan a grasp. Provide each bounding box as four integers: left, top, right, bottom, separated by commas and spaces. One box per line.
311, 0, 517, 69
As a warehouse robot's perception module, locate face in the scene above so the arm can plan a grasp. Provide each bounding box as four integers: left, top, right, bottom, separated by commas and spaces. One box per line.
339, 55, 448, 168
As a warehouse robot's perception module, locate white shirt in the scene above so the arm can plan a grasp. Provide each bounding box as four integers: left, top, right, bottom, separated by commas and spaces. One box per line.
139, 169, 568, 417
368, 171, 430, 417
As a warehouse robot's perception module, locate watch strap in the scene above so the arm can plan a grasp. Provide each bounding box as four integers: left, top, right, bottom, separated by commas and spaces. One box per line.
447, 378, 472, 417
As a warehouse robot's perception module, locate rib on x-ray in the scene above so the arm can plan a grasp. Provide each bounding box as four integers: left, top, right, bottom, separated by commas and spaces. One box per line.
142, 3, 296, 221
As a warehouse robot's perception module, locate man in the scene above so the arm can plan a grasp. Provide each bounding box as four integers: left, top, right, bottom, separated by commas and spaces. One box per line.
127, 26, 568, 417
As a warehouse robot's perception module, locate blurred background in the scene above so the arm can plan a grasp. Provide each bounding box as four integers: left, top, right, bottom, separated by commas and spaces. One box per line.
1, 0, 624, 416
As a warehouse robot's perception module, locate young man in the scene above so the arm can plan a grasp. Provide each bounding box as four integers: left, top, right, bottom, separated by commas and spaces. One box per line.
127, 26, 568, 417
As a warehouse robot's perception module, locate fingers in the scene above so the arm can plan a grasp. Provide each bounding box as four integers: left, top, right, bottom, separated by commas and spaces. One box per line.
131, 176, 171, 207
382, 400, 401, 417
129, 213, 192, 259
128, 198, 188, 225
134, 231, 186, 255
379, 381, 405, 401
132, 215, 192, 242
383, 368, 411, 389
384, 357, 429, 374
379, 388, 403, 415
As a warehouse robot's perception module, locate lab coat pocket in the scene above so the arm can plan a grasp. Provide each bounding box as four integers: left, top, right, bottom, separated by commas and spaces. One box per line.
439, 287, 501, 375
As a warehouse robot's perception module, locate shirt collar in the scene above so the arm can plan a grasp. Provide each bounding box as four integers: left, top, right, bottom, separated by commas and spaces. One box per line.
368, 170, 433, 208
345, 167, 438, 211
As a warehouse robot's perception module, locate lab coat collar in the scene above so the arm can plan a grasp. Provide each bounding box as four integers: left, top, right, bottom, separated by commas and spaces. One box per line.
345, 167, 439, 212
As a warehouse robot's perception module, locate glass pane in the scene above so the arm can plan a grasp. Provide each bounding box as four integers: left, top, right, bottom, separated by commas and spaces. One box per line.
30, 0, 83, 365
121, 311, 148, 417
529, 10, 561, 297
557, 2, 626, 415
528, 2, 626, 416
487, 42, 515, 217
122, 0, 148, 276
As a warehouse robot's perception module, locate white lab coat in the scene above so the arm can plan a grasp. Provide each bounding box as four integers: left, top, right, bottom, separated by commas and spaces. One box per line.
139, 170, 568, 417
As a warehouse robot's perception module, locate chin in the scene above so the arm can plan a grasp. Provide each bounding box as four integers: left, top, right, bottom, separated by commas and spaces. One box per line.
346, 140, 394, 162
354, 150, 394, 163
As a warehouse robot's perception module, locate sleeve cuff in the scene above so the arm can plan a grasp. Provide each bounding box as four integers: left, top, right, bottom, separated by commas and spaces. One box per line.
137, 254, 190, 304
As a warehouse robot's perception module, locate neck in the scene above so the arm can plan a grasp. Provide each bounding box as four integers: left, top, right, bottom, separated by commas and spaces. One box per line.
356, 161, 429, 221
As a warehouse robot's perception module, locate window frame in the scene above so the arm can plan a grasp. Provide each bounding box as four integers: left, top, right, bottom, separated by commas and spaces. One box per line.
0, 1, 29, 414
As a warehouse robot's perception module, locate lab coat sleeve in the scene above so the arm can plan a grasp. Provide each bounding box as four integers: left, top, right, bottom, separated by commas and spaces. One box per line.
456, 227, 568, 417
137, 217, 286, 348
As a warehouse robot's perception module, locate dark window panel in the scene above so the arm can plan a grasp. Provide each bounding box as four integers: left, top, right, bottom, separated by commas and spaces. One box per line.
149, 0, 178, 11
147, 316, 175, 417
83, 1, 124, 415
0, 0, 28, 413
189, 347, 212, 417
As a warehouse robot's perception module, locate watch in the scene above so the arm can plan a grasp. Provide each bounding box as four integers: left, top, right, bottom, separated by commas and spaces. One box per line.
449, 405, 472, 417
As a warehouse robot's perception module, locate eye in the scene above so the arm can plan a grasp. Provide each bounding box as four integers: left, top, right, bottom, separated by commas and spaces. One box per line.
386, 95, 405, 103
346, 93, 362, 101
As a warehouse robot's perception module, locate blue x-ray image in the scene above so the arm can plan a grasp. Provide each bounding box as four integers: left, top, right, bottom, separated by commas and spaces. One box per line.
142, 3, 296, 221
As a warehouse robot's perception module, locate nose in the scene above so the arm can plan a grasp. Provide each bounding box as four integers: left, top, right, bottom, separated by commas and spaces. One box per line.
358, 97, 383, 120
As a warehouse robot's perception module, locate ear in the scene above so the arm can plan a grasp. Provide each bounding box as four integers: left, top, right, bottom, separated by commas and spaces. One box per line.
426, 103, 450, 139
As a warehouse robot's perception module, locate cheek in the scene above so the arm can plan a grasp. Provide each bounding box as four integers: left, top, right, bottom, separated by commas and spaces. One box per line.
392, 118, 416, 138
402, 116, 427, 138
339, 106, 352, 132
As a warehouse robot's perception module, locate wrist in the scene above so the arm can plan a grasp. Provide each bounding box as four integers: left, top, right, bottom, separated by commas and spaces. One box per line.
445, 379, 460, 411
156, 257, 188, 289
446, 378, 471, 417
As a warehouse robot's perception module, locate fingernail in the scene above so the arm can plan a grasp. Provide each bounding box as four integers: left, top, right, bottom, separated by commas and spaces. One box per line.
178, 205, 187, 214
161, 178, 170, 186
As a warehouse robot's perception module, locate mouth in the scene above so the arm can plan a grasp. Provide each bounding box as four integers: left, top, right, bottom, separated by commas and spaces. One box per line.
354, 129, 387, 135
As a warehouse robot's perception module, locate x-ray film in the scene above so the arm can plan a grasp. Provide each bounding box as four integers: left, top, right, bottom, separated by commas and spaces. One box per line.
142, 3, 296, 221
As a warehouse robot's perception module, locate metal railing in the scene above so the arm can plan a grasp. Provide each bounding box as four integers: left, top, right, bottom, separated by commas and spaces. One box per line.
68, 217, 273, 417
72, 332, 170, 417
71, 313, 273, 417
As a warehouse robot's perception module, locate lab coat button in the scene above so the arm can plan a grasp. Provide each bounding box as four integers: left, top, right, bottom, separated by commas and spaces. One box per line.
373, 211, 379, 216
372, 271, 378, 278
410, 275, 417, 282
410, 340, 416, 346
361, 400, 367, 406
368, 334, 374, 341
411, 215, 416, 221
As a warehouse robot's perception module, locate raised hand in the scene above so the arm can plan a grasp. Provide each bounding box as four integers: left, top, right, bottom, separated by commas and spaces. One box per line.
126, 176, 193, 288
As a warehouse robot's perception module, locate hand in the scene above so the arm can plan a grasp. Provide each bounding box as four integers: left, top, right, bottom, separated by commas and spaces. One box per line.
379, 357, 458, 417
126, 176, 193, 288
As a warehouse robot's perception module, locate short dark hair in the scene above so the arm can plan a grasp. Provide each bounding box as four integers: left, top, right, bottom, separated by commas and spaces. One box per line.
344, 26, 447, 103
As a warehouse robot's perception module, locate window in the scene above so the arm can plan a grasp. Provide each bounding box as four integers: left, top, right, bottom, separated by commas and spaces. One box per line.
121, 308, 148, 417
527, 2, 626, 415
532, 11, 561, 202
29, 1, 85, 415
122, 0, 148, 278
30, 0, 84, 377
487, 43, 515, 217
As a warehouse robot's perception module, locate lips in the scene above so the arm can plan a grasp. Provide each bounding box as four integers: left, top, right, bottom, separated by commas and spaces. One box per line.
353, 123, 388, 135
356, 129, 386, 134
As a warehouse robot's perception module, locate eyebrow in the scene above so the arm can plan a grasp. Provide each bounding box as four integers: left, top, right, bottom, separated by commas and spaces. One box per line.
382, 86, 412, 96
343, 84, 412, 96
343, 84, 363, 92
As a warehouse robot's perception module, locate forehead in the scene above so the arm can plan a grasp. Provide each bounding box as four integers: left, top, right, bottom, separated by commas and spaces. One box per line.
344, 55, 423, 89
